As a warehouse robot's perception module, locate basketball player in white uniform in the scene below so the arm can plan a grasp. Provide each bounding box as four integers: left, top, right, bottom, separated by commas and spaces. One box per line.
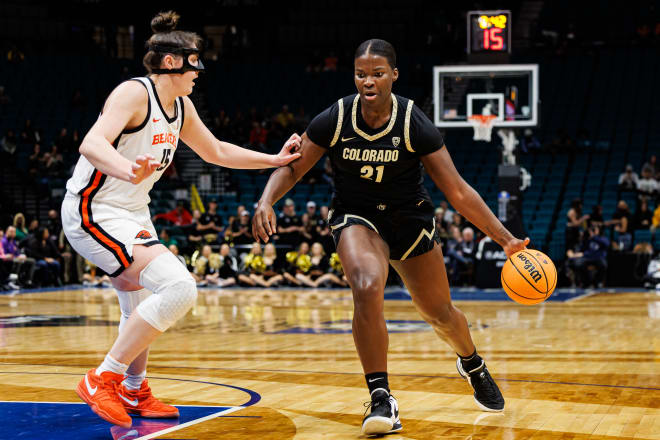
61, 11, 301, 428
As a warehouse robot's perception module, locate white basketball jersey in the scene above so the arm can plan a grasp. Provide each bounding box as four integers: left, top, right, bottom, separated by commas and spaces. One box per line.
66, 77, 184, 211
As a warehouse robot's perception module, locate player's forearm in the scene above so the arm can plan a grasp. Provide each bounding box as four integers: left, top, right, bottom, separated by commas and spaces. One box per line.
449, 183, 515, 248
79, 135, 135, 182
212, 141, 280, 169
259, 165, 302, 206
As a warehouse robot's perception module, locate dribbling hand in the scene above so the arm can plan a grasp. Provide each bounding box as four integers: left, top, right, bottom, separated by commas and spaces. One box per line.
273, 133, 302, 166
502, 237, 531, 258
129, 154, 161, 184
252, 201, 277, 243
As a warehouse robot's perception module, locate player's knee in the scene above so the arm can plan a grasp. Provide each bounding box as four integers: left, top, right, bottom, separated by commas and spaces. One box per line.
425, 303, 456, 330
349, 273, 383, 311
135, 252, 198, 332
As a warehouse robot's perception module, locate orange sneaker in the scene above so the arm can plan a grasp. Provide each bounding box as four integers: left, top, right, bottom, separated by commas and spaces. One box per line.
76, 368, 132, 428
118, 379, 179, 418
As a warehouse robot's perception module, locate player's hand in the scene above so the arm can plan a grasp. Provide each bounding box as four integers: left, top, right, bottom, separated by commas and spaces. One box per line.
129, 154, 160, 184
273, 133, 302, 166
503, 237, 530, 258
252, 201, 277, 243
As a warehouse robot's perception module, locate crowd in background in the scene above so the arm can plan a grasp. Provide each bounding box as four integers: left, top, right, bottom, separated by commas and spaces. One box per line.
564, 156, 659, 288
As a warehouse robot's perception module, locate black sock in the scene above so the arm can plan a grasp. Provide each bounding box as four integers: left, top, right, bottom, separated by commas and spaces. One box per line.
459, 349, 483, 372
365, 372, 389, 396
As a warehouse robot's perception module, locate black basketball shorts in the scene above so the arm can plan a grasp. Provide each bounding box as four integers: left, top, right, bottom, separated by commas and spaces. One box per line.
328, 199, 441, 261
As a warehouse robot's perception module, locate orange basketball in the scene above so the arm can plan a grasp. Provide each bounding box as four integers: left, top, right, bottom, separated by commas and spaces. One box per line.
501, 250, 557, 305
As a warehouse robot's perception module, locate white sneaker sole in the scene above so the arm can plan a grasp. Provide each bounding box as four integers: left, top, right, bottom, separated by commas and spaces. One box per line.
361, 416, 394, 435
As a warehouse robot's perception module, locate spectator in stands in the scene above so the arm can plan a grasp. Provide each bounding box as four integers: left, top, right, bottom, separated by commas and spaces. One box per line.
45, 209, 62, 240
274, 105, 294, 130
439, 200, 455, 225
1, 129, 17, 164
227, 210, 253, 246
0, 230, 19, 290
55, 128, 73, 154
296, 242, 330, 287
184, 209, 203, 247
277, 198, 303, 249
451, 212, 465, 231
152, 201, 193, 226
28, 143, 43, 177
168, 244, 187, 267
27, 218, 39, 236
566, 225, 609, 288
248, 122, 268, 151
191, 244, 214, 286
444, 225, 468, 284
636, 167, 658, 201
44, 144, 65, 177
226, 204, 246, 233
24, 227, 61, 286
618, 164, 639, 192
566, 198, 589, 252
633, 199, 653, 230
81, 260, 111, 288
197, 199, 224, 243
323, 51, 338, 71
213, 109, 231, 139
248, 243, 284, 288
315, 205, 334, 253
282, 241, 310, 286
587, 205, 604, 229
642, 155, 657, 176
159, 228, 178, 248
321, 157, 334, 186
520, 129, 541, 152
238, 242, 265, 286
22, 119, 40, 144
13, 213, 28, 241
611, 200, 632, 251
217, 243, 238, 286
300, 213, 314, 242
652, 204, 660, 233
2, 225, 35, 286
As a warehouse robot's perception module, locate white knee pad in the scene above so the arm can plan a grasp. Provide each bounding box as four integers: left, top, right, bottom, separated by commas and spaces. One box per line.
136, 252, 198, 332
116, 288, 151, 332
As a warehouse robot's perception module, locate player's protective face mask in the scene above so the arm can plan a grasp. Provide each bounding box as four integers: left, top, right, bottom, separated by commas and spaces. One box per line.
149, 45, 205, 74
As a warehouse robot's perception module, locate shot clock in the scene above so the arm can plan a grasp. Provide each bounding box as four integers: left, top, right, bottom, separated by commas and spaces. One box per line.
467, 10, 512, 54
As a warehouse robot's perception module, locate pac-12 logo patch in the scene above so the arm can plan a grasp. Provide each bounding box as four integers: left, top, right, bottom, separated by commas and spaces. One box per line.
392, 136, 400, 147
135, 230, 152, 239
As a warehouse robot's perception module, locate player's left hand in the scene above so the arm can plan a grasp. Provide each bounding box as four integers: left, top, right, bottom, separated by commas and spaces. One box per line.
273, 133, 302, 166
502, 237, 530, 257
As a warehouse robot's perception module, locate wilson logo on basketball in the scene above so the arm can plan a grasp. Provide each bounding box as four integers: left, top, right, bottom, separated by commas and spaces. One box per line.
515, 254, 542, 283
135, 230, 152, 239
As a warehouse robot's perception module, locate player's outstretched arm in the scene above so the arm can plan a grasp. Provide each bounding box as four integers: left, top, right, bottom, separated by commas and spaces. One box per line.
180, 97, 301, 169
79, 81, 160, 184
252, 133, 326, 243
422, 146, 529, 256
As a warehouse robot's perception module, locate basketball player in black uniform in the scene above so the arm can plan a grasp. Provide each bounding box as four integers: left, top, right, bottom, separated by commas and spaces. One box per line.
252, 39, 529, 435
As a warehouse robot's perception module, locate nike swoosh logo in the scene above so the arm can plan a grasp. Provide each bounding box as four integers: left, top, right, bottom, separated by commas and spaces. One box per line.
153, 118, 161, 123
341, 136, 356, 142
368, 377, 383, 383
85, 373, 98, 396
118, 393, 138, 406
417, 200, 424, 206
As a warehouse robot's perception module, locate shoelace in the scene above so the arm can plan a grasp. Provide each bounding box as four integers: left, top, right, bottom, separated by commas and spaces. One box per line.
470, 367, 499, 398
363, 396, 391, 416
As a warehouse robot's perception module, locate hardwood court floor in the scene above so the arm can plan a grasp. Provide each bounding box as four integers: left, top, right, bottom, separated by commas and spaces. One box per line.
0, 287, 659, 439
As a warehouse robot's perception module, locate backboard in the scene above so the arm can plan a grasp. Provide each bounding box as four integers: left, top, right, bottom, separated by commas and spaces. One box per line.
433, 64, 539, 128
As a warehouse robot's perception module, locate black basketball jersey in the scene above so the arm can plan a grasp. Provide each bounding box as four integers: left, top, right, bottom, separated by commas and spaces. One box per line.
306, 93, 445, 211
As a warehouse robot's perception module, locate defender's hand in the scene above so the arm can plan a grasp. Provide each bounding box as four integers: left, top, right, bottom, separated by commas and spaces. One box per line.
252, 201, 277, 243
273, 133, 302, 166
129, 154, 160, 184
503, 237, 531, 258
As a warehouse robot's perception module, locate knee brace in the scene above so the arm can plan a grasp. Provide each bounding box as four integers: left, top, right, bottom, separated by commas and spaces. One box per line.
116, 288, 151, 332
136, 252, 198, 332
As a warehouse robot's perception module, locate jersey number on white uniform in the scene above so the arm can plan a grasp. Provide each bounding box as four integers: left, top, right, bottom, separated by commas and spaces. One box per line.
157, 148, 172, 171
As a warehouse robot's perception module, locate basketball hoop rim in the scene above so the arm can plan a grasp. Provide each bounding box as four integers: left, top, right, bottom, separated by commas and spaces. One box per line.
468, 114, 498, 124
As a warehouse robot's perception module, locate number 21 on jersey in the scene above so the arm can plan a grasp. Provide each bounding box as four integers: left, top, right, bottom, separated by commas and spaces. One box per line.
360, 165, 384, 183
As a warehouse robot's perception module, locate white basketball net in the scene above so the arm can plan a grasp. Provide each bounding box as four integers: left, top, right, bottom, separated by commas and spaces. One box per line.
468, 115, 497, 142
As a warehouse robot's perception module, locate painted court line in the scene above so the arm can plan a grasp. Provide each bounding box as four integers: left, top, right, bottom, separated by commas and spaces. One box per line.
136, 406, 244, 440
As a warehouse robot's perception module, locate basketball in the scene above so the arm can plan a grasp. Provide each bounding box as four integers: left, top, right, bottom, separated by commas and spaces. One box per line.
501, 250, 557, 305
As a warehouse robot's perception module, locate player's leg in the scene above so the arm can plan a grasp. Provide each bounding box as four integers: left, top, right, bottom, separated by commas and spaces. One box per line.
335, 225, 400, 434
77, 244, 196, 426
112, 276, 179, 419
390, 244, 504, 411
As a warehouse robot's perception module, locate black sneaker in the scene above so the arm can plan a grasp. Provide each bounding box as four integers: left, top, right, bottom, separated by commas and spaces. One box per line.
456, 358, 505, 412
361, 389, 402, 435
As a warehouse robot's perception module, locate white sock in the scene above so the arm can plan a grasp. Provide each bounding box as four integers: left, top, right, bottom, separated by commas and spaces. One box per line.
96, 354, 129, 376
123, 370, 146, 390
